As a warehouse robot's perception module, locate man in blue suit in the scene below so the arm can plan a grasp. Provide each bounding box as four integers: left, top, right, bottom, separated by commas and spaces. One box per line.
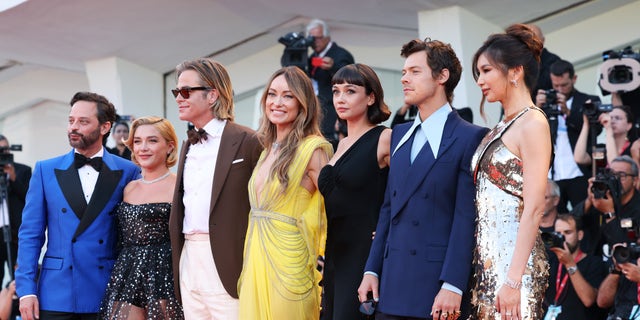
358, 39, 487, 319
16, 92, 139, 320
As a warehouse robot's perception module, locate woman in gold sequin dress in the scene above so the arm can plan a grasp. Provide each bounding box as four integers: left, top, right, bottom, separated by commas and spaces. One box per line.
468, 24, 552, 320
237, 66, 333, 319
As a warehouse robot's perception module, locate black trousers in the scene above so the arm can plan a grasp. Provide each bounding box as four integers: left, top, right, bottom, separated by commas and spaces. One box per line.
375, 311, 428, 320
39, 310, 98, 320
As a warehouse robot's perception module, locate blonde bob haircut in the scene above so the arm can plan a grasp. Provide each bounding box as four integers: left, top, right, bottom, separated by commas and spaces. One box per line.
124, 116, 179, 168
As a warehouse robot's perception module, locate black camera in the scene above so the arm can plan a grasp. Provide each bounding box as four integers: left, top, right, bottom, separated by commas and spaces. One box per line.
278, 32, 315, 72
0, 144, 21, 166
599, 46, 640, 93
545, 89, 558, 105
541, 89, 561, 119
591, 168, 621, 200
583, 101, 613, 124
541, 231, 565, 249
613, 242, 640, 264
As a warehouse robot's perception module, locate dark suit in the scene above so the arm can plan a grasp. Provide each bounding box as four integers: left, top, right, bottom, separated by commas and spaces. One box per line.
0, 161, 31, 283
364, 111, 487, 318
169, 121, 261, 300
309, 42, 354, 141
15, 150, 139, 313
549, 89, 600, 212
106, 146, 131, 160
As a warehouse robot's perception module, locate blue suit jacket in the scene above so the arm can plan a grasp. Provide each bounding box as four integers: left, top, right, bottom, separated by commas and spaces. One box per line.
16, 149, 139, 313
364, 111, 488, 318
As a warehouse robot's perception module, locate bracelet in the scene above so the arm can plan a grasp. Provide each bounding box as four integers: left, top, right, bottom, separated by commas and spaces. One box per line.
504, 277, 522, 289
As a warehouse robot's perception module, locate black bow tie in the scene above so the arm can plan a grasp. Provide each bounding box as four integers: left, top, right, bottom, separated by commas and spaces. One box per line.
74, 153, 103, 171
187, 128, 208, 145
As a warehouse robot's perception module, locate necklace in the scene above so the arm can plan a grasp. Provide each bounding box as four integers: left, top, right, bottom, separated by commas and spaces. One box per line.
140, 171, 170, 184
272, 141, 283, 152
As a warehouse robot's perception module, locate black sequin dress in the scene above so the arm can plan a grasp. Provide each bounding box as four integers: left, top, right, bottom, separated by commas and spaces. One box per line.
100, 202, 183, 320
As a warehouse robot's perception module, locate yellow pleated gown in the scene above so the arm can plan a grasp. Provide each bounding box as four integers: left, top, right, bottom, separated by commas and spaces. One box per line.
238, 136, 333, 320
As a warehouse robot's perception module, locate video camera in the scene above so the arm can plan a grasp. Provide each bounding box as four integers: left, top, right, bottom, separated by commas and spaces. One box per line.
278, 32, 315, 72
0, 144, 21, 166
541, 231, 565, 249
599, 46, 640, 93
591, 167, 622, 200
583, 100, 613, 125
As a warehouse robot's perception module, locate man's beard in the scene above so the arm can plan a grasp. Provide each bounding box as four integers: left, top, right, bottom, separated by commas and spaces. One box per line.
567, 241, 579, 254
68, 127, 102, 150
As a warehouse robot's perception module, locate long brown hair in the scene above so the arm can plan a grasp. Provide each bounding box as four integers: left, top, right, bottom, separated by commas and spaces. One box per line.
257, 66, 322, 190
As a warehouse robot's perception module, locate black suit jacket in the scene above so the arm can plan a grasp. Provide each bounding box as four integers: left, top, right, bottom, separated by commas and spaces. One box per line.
5, 162, 31, 242
309, 42, 354, 138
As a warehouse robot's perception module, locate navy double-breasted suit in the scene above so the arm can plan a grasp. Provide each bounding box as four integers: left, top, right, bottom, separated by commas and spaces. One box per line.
364, 111, 487, 318
16, 149, 139, 313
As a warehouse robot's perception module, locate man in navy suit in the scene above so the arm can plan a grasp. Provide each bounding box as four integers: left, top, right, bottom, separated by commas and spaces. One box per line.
358, 39, 487, 319
306, 19, 354, 145
16, 92, 139, 320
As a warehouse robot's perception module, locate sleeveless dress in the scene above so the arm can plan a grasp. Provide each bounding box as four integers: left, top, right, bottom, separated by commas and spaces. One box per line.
100, 202, 183, 320
318, 126, 389, 320
468, 107, 549, 320
238, 136, 334, 320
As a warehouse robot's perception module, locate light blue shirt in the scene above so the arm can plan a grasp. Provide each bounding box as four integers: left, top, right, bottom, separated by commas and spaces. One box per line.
393, 103, 452, 159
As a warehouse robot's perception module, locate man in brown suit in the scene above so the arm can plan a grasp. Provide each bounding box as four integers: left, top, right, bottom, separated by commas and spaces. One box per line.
168, 58, 261, 319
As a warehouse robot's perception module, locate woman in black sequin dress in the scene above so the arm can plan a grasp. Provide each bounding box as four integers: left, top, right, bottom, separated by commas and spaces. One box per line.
100, 116, 183, 320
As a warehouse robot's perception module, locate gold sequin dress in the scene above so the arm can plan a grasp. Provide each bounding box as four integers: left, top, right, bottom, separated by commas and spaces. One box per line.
468, 107, 549, 319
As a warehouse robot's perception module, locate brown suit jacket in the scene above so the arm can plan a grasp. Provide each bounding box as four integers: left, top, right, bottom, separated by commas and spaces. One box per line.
169, 121, 262, 300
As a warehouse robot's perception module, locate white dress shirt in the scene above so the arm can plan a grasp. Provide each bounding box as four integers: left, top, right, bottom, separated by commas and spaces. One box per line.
182, 118, 227, 234
76, 148, 104, 204
549, 95, 583, 180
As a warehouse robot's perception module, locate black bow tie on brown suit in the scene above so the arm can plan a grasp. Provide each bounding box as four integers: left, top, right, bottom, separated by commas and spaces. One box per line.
187, 128, 208, 145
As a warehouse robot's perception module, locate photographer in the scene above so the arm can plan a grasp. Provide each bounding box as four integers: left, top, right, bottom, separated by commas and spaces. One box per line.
572, 156, 640, 257
306, 19, 354, 145
575, 106, 634, 169
537, 59, 601, 213
597, 241, 640, 319
544, 214, 608, 320
0, 135, 30, 287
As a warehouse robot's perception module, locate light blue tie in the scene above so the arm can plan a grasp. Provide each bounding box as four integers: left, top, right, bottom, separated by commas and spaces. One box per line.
410, 125, 427, 163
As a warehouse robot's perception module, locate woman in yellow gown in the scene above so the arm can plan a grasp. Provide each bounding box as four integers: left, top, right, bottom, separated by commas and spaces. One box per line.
238, 66, 333, 319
